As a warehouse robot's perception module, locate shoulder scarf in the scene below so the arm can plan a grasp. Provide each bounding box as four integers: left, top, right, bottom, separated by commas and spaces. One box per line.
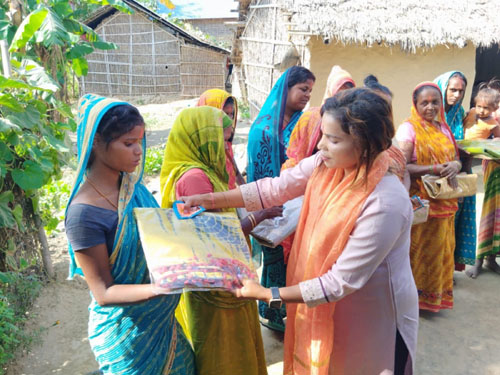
284, 152, 390, 375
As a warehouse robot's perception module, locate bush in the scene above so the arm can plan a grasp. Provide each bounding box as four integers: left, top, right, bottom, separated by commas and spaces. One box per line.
0, 271, 42, 372
144, 147, 164, 176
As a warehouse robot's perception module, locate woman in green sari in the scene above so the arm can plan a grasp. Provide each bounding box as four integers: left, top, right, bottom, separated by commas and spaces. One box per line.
159, 106, 272, 375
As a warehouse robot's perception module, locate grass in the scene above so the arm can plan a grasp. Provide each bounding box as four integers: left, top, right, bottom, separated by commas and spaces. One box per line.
144, 146, 164, 176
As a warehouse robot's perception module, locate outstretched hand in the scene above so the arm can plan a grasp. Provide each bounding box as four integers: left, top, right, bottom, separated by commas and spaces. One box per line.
178, 194, 207, 212
232, 279, 270, 302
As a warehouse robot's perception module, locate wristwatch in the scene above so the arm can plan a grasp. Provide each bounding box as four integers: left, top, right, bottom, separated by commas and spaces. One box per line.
268, 287, 282, 309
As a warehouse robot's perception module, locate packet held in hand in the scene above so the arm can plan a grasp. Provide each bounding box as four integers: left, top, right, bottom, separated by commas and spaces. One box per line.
249, 196, 304, 248
134, 208, 258, 294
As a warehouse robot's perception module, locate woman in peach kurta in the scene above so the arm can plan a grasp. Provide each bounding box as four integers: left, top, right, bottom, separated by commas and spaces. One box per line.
180, 89, 419, 375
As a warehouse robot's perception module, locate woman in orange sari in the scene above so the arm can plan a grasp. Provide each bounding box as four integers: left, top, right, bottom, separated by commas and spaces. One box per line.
396, 82, 461, 312
180, 88, 419, 374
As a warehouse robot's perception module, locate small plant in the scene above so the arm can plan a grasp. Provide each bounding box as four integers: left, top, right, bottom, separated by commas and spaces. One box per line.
37, 179, 72, 235
144, 147, 165, 176
0, 270, 42, 372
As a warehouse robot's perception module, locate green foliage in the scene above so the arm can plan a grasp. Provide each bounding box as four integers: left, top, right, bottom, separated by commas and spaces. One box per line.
38, 179, 71, 234
0, 271, 42, 370
239, 103, 251, 119
144, 146, 164, 176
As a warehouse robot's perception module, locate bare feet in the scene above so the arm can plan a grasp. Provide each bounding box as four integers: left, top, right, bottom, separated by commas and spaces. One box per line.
466, 259, 483, 279
485, 254, 500, 274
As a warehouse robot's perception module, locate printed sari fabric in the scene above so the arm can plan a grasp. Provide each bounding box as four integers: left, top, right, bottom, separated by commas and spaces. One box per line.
246, 68, 303, 331
66, 94, 195, 375
197, 89, 239, 188
434, 71, 477, 268
284, 152, 390, 375
160, 106, 267, 375
407, 82, 458, 312
477, 160, 500, 259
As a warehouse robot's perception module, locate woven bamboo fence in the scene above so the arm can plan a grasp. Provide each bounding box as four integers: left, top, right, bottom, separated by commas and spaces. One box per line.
237, 0, 309, 118
81, 11, 227, 98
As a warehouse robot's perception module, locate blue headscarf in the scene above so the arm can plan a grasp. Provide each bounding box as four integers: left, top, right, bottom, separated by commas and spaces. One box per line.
434, 71, 468, 140
66, 94, 194, 375
246, 68, 303, 182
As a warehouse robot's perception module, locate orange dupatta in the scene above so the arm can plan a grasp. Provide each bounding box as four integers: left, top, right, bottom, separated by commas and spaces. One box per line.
407, 82, 458, 218
283, 152, 391, 375
197, 88, 239, 189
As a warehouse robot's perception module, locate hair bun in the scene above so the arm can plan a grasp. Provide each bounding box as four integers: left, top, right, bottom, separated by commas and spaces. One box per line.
363, 74, 379, 85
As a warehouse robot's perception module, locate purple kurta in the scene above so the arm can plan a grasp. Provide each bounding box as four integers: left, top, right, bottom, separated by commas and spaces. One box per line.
241, 154, 419, 375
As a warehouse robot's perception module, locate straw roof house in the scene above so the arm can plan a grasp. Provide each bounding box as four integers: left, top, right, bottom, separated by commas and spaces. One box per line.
82, 0, 230, 98
234, 0, 500, 125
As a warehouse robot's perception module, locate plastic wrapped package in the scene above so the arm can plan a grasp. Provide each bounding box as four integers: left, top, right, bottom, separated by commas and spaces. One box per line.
248, 196, 304, 248
134, 208, 258, 294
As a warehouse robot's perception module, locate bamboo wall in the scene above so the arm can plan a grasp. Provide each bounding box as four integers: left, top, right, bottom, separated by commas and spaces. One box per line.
81, 12, 227, 98
239, 0, 309, 118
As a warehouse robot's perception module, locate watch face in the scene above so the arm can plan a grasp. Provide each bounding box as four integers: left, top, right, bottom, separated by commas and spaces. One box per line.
269, 299, 282, 309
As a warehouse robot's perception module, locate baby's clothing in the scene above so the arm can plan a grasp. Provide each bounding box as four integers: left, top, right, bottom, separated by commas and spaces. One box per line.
464, 117, 499, 140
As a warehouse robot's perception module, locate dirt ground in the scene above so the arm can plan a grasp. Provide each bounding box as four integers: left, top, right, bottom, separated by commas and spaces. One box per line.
6, 99, 500, 375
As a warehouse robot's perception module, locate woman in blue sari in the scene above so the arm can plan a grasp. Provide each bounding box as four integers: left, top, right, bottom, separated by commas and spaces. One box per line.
247, 66, 315, 331
65, 94, 195, 375
434, 71, 477, 271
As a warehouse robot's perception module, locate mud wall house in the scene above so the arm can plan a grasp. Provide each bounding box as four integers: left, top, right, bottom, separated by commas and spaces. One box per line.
233, 0, 500, 125
82, 0, 230, 98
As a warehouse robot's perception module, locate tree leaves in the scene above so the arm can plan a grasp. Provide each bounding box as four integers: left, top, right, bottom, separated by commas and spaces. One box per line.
9, 8, 48, 51
36, 9, 70, 47
0, 191, 16, 229
71, 57, 88, 76
11, 161, 46, 191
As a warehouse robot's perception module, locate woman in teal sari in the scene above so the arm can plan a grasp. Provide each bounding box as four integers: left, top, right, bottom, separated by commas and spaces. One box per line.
434, 71, 477, 271
247, 66, 315, 331
65, 94, 195, 374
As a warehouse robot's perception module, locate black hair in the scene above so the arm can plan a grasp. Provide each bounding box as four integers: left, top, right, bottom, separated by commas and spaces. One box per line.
363, 74, 393, 97
224, 96, 234, 107
88, 104, 144, 167
479, 78, 500, 92
287, 66, 316, 88
412, 84, 441, 105
320, 88, 394, 183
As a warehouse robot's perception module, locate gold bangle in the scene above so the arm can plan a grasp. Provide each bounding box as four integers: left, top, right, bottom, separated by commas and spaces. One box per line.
248, 213, 257, 228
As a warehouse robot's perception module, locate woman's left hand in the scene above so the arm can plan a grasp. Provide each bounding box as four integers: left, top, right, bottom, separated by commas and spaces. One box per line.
232, 279, 270, 302
440, 161, 460, 180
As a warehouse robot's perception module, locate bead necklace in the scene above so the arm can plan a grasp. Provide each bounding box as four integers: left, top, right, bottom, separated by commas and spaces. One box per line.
86, 178, 118, 210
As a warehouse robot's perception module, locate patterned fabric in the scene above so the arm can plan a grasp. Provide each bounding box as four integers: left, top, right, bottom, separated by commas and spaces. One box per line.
160, 106, 229, 208
66, 94, 195, 375
477, 160, 500, 259
410, 217, 455, 312
434, 71, 467, 140
406, 82, 458, 312
197, 89, 239, 189
434, 71, 477, 269
284, 152, 390, 375
160, 106, 267, 375
246, 68, 303, 331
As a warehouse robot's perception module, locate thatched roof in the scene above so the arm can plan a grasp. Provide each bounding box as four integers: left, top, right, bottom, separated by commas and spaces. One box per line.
283, 0, 500, 50
86, 0, 229, 54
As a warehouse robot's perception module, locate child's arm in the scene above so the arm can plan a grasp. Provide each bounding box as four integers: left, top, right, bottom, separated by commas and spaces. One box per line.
491, 124, 500, 138
464, 108, 477, 129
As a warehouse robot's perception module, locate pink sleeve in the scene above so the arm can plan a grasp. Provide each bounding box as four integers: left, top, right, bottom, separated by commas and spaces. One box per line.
240, 153, 321, 211
175, 168, 214, 199
396, 122, 417, 163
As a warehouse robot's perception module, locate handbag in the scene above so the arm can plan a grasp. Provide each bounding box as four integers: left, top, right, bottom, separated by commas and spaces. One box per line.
411, 196, 429, 225
421, 172, 477, 199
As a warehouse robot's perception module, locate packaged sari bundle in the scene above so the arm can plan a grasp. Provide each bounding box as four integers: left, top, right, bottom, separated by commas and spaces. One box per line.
134, 208, 257, 294
457, 139, 500, 159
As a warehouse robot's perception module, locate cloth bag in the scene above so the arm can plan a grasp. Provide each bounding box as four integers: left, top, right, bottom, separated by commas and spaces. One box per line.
134, 208, 257, 294
411, 196, 429, 225
421, 173, 477, 199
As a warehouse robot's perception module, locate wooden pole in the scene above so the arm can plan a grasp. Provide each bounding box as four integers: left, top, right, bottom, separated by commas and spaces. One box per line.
0, 40, 11, 78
